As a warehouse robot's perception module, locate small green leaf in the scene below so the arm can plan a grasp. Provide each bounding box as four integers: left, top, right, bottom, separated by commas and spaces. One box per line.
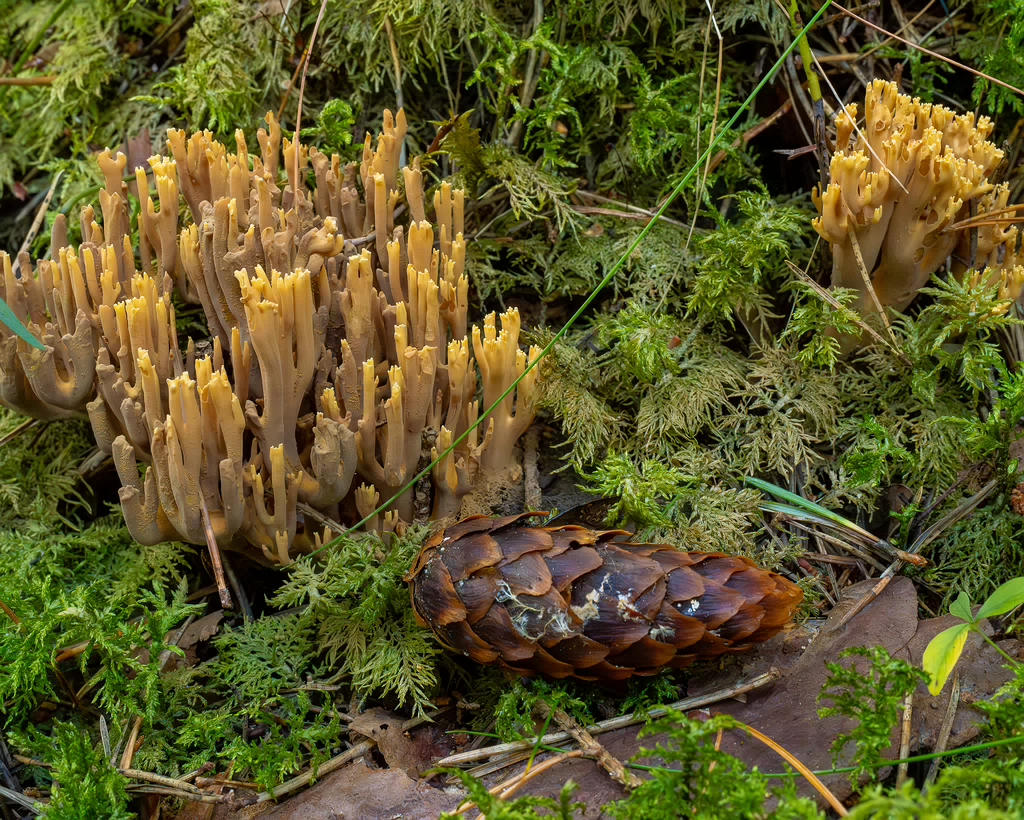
0, 294, 44, 351
922, 623, 971, 696
949, 591, 974, 623
977, 577, 1024, 620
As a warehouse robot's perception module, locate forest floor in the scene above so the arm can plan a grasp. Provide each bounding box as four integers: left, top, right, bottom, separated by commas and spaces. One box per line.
1, 1, 1024, 818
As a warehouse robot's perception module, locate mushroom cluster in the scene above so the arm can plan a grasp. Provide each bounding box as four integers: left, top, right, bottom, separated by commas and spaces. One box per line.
813, 79, 1023, 338
0, 111, 541, 565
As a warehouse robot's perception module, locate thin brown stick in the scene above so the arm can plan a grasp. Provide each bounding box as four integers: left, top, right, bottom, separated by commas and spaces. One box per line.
180, 763, 215, 783
858, 0, 939, 60
572, 192, 689, 228
535, 703, 641, 790
124, 784, 231, 804
835, 3, 1024, 99
195, 776, 260, 789
896, 691, 914, 787
846, 230, 897, 341
276, 43, 310, 122
923, 669, 960, 793
785, 260, 913, 366
0, 418, 38, 448
460, 744, 572, 783
830, 574, 894, 632
120, 717, 143, 770
831, 481, 995, 632
505, 0, 546, 148
787, 521, 889, 572
437, 669, 782, 766
293, 0, 330, 202
295, 501, 345, 535
707, 99, 793, 174
949, 203, 1024, 230
572, 206, 669, 222
12, 170, 63, 277
199, 497, 233, 610
255, 740, 374, 802
0, 598, 21, 626
496, 751, 584, 801
736, 723, 848, 816
120, 768, 205, 795
452, 751, 585, 816
220, 552, 253, 622
801, 552, 859, 566
0, 76, 54, 86
943, 219, 1024, 232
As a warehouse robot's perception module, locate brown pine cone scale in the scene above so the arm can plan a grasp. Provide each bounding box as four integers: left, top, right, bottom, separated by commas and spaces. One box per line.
406, 513, 803, 681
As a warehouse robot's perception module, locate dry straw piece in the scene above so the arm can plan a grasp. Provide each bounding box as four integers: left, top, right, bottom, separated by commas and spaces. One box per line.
0, 110, 542, 565
813, 79, 1023, 344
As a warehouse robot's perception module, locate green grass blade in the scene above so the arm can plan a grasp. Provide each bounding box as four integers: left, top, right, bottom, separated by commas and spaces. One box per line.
758, 501, 868, 537
0, 294, 44, 351
746, 477, 879, 543
306, 1, 836, 561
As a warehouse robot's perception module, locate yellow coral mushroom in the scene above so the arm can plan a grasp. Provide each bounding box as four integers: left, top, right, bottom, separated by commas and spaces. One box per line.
0, 109, 541, 566
813, 80, 1018, 346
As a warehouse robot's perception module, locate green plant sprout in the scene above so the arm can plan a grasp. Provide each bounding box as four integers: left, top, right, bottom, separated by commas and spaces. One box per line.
922, 577, 1024, 695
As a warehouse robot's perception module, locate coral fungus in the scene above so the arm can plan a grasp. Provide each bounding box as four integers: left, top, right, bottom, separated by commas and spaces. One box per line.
813, 80, 1022, 340
0, 111, 541, 565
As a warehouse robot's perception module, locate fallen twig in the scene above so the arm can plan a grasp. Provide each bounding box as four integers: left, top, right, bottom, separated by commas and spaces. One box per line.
0, 783, 40, 810
120, 717, 143, 770
535, 702, 641, 790
0, 76, 54, 86
707, 98, 794, 174
896, 691, 914, 787
438, 669, 781, 766
574, 191, 689, 228
124, 784, 232, 804
834, 3, 1024, 100
785, 261, 913, 367
256, 739, 374, 802
451, 751, 585, 817
199, 497, 233, 610
923, 669, 960, 794
120, 768, 205, 795
0, 418, 39, 449
831, 479, 996, 632
13, 170, 63, 277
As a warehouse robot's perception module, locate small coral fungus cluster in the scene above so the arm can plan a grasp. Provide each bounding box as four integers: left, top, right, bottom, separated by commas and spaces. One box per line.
814, 79, 1023, 338
0, 111, 541, 565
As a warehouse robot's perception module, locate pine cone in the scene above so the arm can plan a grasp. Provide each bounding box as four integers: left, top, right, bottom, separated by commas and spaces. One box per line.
406, 513, 803, 681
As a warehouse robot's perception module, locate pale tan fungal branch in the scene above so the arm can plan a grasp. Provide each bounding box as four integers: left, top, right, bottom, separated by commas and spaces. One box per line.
472, 308, 542, 474
813, 80, 1021, 343
0, 109, 541, 565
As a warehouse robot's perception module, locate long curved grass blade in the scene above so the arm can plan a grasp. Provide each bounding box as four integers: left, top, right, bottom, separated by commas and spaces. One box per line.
758, 501, 878, 546
747, 477, 878, 543
0, 294, 44, 351
305, 1, 836, 561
